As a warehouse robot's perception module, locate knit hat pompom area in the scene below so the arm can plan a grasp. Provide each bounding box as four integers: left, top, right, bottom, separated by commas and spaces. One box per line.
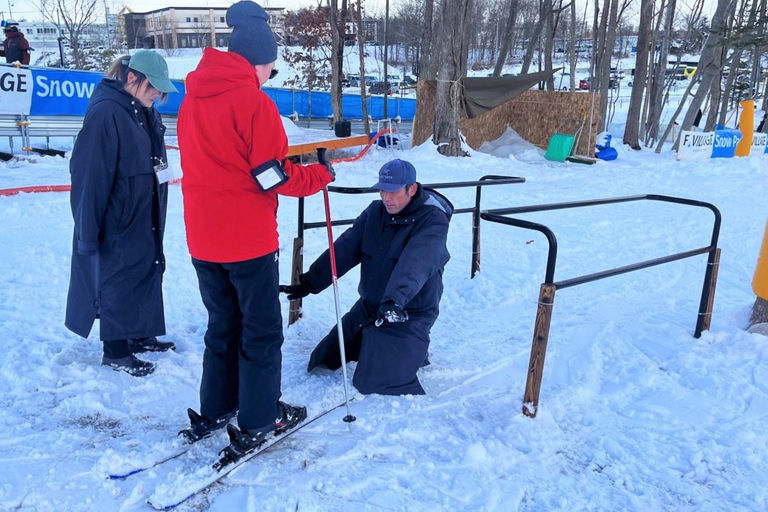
226, 1, 278, 66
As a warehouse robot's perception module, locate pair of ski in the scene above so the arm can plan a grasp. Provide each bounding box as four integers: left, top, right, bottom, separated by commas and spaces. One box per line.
108, 400, 350, 510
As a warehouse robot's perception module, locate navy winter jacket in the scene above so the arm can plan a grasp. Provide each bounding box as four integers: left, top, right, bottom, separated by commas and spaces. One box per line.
303, 184, 453, 315
65, 79, 168, 341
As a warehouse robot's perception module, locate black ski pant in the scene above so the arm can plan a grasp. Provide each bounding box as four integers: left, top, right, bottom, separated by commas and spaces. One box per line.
191, 252, 283, 432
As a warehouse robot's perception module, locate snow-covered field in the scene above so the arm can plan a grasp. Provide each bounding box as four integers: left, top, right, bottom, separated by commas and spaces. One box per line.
2, 41, 768, 509
2, 112, 768, 510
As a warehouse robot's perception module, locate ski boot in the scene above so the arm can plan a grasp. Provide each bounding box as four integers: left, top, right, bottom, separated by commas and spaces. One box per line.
179, 408, 238, 443
215, 401, 307, 469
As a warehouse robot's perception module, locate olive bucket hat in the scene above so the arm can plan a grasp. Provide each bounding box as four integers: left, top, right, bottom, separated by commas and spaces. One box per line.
127, 50, 178, 93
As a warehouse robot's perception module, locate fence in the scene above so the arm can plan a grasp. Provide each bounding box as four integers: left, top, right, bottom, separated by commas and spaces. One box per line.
480, 194, 722, 418
286, 175, 526, 324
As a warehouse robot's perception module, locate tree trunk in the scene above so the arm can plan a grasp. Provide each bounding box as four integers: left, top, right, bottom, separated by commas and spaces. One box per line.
420, 0, 435, 79
433, 0, 470, 157
521, 0, 551, 75
569, 0, 576, 91
595, 0, 618, 132
646, 0, 675, 142
676, 0, 738, 145
545, 9, 556, 90
355, 0, 370, 135
719, 50, 743, 126
623, 0, 653, 148
329, 0, 345, 123
493, 0, 521, 77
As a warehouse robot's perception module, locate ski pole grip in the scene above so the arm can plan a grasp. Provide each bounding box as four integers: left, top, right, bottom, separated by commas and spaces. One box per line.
316, 147, 328, 164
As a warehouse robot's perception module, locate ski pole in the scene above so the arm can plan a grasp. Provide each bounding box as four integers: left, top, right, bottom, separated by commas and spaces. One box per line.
317, 147, 356, 423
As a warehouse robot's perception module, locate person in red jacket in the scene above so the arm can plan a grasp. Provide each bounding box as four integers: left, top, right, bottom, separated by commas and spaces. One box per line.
1, 21, 31, 65
177, 1, 334, 461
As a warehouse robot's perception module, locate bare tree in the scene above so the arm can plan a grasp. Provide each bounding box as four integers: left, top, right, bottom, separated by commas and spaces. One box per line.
419, 0, 436, 79
329, 0, 348, 123
191, 21, 211, 49
433, 0, 471, 156
623, 0, 653, 148
282, 7, 333, 127
38, 0, 99, 68
355, 0, 371, 135
493, 0, 522, 76
673, 0, 738, 144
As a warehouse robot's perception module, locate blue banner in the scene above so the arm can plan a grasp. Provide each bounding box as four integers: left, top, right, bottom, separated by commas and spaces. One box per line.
711, 129, 742, 158
14, 65, 416, 120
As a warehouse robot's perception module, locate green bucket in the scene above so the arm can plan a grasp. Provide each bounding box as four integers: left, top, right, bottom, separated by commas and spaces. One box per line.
545, 133, 575, 162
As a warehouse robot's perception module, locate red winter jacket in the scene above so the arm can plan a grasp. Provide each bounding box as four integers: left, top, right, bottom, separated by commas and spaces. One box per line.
179, 49, 332, 263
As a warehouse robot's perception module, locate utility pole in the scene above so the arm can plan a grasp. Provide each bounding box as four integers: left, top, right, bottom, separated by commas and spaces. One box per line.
8, 0, 14, 19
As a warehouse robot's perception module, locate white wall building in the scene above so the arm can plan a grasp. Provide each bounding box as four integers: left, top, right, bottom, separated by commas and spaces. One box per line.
124, 6, 285, 49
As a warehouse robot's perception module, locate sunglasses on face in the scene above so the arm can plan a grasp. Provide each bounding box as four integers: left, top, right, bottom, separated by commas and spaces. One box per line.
269, 69, 279, 80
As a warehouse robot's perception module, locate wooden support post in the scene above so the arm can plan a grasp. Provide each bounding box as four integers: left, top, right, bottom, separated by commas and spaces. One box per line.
700, 248, 721, 333
288, 236, 304, 325
471, 213, 481, 278
522, 283, 556, 418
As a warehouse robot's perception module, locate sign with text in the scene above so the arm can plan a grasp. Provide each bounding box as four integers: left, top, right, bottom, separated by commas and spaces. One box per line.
711, 129, 742, 158
0, 67, 33, 115
751, 132, 767, 156
677, 130, 714, 161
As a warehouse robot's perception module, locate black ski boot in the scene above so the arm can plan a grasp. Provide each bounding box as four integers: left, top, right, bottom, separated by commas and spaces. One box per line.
101, 354, 155, 377
216, 402, 307, 469
128, 337, 176, 354
179, 408, 238, 443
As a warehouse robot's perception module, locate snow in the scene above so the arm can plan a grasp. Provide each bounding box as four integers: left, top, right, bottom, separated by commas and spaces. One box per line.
2, 72, 768, 511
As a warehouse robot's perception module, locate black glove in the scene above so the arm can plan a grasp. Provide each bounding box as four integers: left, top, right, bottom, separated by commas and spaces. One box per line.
375, 301, 409, 327
323, 161, 336, 181
279, 275, 315, 300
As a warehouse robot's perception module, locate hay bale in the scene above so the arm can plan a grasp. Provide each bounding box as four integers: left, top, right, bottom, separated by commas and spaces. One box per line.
413, 82, 600, 157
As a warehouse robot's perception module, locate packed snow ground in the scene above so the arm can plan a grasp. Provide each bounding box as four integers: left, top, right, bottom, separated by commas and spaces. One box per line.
3, 66, 768, 509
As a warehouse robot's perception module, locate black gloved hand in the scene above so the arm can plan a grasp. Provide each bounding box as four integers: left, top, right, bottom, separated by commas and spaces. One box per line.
279, 275, 315, 300
375, 301, 409, 327
324, 162, 336, 181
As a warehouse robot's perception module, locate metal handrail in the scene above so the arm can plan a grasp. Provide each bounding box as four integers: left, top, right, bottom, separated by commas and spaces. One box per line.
481, 194, 721, 338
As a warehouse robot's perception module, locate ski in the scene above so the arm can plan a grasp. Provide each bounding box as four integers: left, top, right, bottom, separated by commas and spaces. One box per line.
107, 443, 191, 480
146, 399, 352, 510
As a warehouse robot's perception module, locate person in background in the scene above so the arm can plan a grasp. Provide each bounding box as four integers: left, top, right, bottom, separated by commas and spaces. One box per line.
281, 159, 453, 396
1, 20, 31, 65
176, 1, 335, 462
66, 51, 178, 377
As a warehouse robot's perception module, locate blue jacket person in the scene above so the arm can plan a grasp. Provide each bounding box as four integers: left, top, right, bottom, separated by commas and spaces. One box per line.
66, 52, 178, 377
281, 159, 453, 395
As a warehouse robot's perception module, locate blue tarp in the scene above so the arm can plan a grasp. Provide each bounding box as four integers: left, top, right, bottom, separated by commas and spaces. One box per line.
22, 66, 416, 119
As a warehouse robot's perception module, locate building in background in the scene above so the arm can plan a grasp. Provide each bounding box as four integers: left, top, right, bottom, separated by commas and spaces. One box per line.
11, 21, 61, 45
124, 6, 285, 50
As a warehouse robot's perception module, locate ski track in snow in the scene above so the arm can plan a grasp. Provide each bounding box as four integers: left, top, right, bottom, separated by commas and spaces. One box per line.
2, 106, 768, 510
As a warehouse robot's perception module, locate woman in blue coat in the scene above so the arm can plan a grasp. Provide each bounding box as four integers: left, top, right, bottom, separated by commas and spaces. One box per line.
66, 51, 178, 376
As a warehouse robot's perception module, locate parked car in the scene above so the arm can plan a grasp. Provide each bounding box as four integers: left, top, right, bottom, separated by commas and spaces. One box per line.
368, 81, 393, 95
348, 75, 376, 88
578, 77, 619, 90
